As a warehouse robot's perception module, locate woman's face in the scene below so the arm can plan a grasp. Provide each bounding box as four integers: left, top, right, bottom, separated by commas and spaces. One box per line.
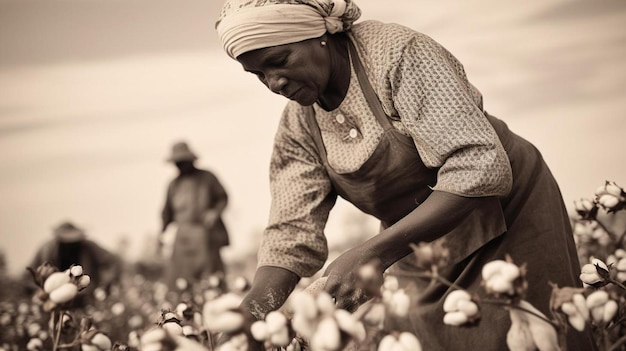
236, 38, 331, 106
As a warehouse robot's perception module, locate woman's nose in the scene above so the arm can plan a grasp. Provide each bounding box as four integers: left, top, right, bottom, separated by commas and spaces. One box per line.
266, 75, 288, 94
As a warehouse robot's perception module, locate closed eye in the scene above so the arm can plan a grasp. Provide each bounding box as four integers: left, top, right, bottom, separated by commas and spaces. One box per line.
270, 56, 287, 67
265, 52, 288, 68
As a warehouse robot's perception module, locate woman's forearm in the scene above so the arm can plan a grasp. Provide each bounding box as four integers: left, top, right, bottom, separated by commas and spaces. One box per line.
362, 190, 478, 269
240, 266, 300, 320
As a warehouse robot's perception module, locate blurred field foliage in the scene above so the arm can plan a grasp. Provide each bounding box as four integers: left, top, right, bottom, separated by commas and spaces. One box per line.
0, 181, 625, 351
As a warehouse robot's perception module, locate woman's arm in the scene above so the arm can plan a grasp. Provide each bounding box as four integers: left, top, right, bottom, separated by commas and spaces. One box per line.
324, 190, 477, 309
240, 266, 300, 320
364, 190, 476, 268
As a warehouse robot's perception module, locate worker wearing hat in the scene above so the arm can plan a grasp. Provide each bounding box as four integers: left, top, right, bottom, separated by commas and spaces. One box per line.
26, 220, 121, 305
160, 141, 230, 288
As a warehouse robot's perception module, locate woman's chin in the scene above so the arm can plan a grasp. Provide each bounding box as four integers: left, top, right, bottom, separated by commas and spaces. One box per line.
293, 96, 316, 106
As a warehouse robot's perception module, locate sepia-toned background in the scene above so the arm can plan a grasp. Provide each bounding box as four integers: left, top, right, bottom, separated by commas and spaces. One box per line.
0, 0, 625, 276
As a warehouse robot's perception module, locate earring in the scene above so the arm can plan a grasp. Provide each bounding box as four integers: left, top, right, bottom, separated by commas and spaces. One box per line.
320, 40, 327, 47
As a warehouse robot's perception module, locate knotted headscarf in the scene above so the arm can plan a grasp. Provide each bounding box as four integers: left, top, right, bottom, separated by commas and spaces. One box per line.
216, 0, 361, 59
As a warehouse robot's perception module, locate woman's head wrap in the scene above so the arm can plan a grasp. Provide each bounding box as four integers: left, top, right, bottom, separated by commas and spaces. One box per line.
216, 0, 361, 59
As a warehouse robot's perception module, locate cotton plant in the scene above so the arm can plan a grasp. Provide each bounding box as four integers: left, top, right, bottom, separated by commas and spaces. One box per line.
441, 256, 561, 351
612, 252, 626, 283
139, 327, 210, 351
567, 286, 623, 350
506, 300, 559, 351
412, 244, 561, 351
130, 281, 237, 351
29, 263, 91, 313
137, 299, 228, 351
481, 258, 560, 351
79, 323, 113, 351
379, 276, 411, 319
585, 291, 618, 326
580, 258, 612, 288
552, 288, 589, 332
579, 256, 626, 293
594, 181, 626, 213
26, 337, 44, 351
377, 332, 422, 351
271, 259, 420, 351
481, 259, 527, 298
26, 262, 94, 351
573, 181, 625, 219
250, 310, 299, 349
5, 180, 626, 351
565, 181, 626, 350
442, 290, 480, 327
43, 315, 112, 351
551, 285, 624, 351
202, 292, 246, 335
287, 288, 367, 351
571, 181, 626, 268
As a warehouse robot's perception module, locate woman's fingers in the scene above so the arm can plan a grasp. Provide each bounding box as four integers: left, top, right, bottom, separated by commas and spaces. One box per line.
323, 272, 346, 295
324, 274, 360, 310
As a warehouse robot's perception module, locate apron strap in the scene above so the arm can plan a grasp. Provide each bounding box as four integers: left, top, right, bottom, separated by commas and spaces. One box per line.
305, 105, 329, 165
347, 35, 394, 131
305, 34, 395, 165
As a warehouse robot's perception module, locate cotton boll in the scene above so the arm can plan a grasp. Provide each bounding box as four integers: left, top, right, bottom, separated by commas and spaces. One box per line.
311, 317, 340, 351
443, 290, 471, 312
139, 328, 167, 346
208, 312, 245, 333
265, 311, 287, 334
90, 332, 112, 351
572, 293, 589, 320
291, 314, 316, 339
48, 284, 78, 304
443, 311, 468, 326
398, 332, 422, 351
377, 335, 398, 351
586, 291, 609, 309
43, 272, 71, 293
70, 265, 83, 277
603, 300, 618, 323
77, 275, 91, 290
383, 276, 399, 292
269, 326, 291, 347
162, 322, 183, 336
568, 314, 586, 332
291, 291, 318, 319
316, 292, 336, 315
250, 321, 269, 341
457, 300, 479, 317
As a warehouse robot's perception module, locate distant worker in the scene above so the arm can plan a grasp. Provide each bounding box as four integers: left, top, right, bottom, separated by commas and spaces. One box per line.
160, 141, 230, 288
26, 220, 122, 301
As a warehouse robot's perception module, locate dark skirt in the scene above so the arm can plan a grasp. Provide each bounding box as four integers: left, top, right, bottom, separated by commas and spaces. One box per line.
385, 115, 597, 351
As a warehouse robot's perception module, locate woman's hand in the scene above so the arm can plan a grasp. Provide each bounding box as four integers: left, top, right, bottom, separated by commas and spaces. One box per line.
322, 247, 377, 311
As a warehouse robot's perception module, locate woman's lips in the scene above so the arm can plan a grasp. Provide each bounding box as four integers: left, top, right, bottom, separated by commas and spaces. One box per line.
286, 88, 301, 100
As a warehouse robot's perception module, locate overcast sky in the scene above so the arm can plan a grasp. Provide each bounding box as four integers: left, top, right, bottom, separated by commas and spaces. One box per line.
1, 0, 625, 276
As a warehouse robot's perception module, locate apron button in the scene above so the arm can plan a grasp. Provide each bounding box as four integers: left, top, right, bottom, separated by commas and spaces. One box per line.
349, 128, 358, 139
335, 114, 346, 124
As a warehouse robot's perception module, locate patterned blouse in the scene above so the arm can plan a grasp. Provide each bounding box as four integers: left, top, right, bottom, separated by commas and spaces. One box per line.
257, 20, 513, 277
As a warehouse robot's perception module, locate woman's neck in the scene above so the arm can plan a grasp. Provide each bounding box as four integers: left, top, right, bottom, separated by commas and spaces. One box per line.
317, 33, 351, 111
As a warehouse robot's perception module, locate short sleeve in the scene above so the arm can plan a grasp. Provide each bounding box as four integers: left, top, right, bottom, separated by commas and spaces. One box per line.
257, 102, 336, 277
390, 33, 512, 197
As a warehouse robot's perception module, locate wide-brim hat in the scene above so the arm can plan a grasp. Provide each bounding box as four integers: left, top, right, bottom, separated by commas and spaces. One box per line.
53, 221, 85, 243
166, 141, 198, 163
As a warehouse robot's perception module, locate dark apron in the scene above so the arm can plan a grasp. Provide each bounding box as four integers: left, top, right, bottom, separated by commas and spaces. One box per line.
305, 39, 597, 350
